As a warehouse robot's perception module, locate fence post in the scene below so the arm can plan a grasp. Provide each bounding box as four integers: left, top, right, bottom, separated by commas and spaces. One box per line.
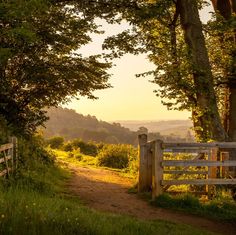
152, 140, 163, 200
209, 147, 218, 178
138, 134, 150, 192
146, 142, 153, 191
12, 137, 18, 170
208, 147, 218, 198
3, 151, 10, 177
220, 152, 229, 178
9, 137, 14, 172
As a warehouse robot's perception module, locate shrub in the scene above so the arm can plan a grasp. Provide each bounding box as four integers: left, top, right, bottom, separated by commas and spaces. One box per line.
97, 144, 137, 169
127, 147, 138, 174
70, 139, 98, 156
18, 136, 56, 166
47, 136, 64, 149
63, 142, 73, 152
70, 149, 83, 161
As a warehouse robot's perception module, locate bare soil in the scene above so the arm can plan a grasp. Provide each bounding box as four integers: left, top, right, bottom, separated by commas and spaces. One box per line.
67, 165, 236, 235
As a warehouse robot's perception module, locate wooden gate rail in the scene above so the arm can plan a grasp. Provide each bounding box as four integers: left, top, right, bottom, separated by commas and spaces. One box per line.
138, 134, 236, 199
162, 179, 236, 185
162, 160, 236, 167
0, 137, 18, 177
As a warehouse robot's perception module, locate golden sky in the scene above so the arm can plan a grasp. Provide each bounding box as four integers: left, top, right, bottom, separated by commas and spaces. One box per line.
65, 3, 213, 122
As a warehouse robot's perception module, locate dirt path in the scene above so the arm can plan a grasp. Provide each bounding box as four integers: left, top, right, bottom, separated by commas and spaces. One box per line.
67, 165, 236, 235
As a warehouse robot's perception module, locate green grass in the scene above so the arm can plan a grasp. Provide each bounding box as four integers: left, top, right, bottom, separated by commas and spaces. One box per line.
53, 149, 137, 180
152, 193, 236, 223
0, 152, 216, 235
0, 188, 215, 235
53, 149, 97, 167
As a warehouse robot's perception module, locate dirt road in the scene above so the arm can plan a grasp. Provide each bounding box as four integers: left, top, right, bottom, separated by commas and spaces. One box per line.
67, 166, 236, 235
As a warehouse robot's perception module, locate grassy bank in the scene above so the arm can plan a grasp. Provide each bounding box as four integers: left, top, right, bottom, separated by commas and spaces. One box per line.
152, 193, 236, 224
0, 148, 215, 235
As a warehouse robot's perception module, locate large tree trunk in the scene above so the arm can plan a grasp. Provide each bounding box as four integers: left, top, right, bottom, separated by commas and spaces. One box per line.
211, 0, 236, 176
211, 0, 236, 18
228, 82, 236, 140
177, 0, 226, 142
211, 0, 236, 142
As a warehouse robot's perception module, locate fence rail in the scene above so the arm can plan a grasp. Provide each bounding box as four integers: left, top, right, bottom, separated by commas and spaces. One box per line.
162, 160, 236, 167
162, 179, 236, 185
0, 137, 18, 177
138, 134, 236, 199
0, 143, 13, 152
163, 142, 236, 148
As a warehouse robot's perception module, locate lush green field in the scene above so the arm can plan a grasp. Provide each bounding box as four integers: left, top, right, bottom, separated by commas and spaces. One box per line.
0, 146, 214, 235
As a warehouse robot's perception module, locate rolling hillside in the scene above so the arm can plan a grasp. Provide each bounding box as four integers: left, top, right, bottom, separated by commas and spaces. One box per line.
43, 107, 137, 144
117, 120, 193, 138
43, 107, 194, 144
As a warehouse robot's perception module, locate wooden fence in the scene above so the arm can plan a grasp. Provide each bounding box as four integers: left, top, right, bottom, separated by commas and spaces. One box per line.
138, 134, 236, 199
0, 137, 18, 177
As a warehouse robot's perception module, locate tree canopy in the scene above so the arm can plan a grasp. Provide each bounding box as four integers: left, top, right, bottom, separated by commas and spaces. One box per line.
69, 0, 235, 142
0, 0, 111, 135
1, 0, 235, 144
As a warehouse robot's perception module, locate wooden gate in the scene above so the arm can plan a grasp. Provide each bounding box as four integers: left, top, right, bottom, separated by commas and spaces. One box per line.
0, 137, 18, 177
138, 134, 236, 199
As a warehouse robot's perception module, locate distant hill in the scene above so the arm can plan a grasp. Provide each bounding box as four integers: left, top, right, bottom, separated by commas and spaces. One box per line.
43, 107, 137, 144
117, 120, 193, 138
43, 107, 194, 144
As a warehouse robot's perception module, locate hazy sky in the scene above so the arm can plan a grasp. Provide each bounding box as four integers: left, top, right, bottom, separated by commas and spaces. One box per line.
64, 3, 213, 122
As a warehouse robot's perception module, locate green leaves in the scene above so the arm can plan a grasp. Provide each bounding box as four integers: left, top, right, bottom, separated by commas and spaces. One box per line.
74, 0, 227, 140
0, 0, 111, 135
0, 48, 12, 66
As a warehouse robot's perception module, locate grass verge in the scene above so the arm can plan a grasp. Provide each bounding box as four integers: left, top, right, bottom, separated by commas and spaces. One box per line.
152, 193, 236, 224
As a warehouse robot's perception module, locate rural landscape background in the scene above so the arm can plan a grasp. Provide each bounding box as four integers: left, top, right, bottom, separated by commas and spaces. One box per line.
44, 107, 194, 144
0, 0, 236, 235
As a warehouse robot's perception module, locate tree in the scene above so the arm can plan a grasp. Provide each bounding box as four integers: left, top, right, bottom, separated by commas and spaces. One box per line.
177, 0, 226, 141
207, 0, 236, 173
86, 0, 226, 141
0, 0, 111, 135
60, 0, 232, 141
209, 0, 236, 141
17, 0, 230, 143
137, 127, 148, 135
